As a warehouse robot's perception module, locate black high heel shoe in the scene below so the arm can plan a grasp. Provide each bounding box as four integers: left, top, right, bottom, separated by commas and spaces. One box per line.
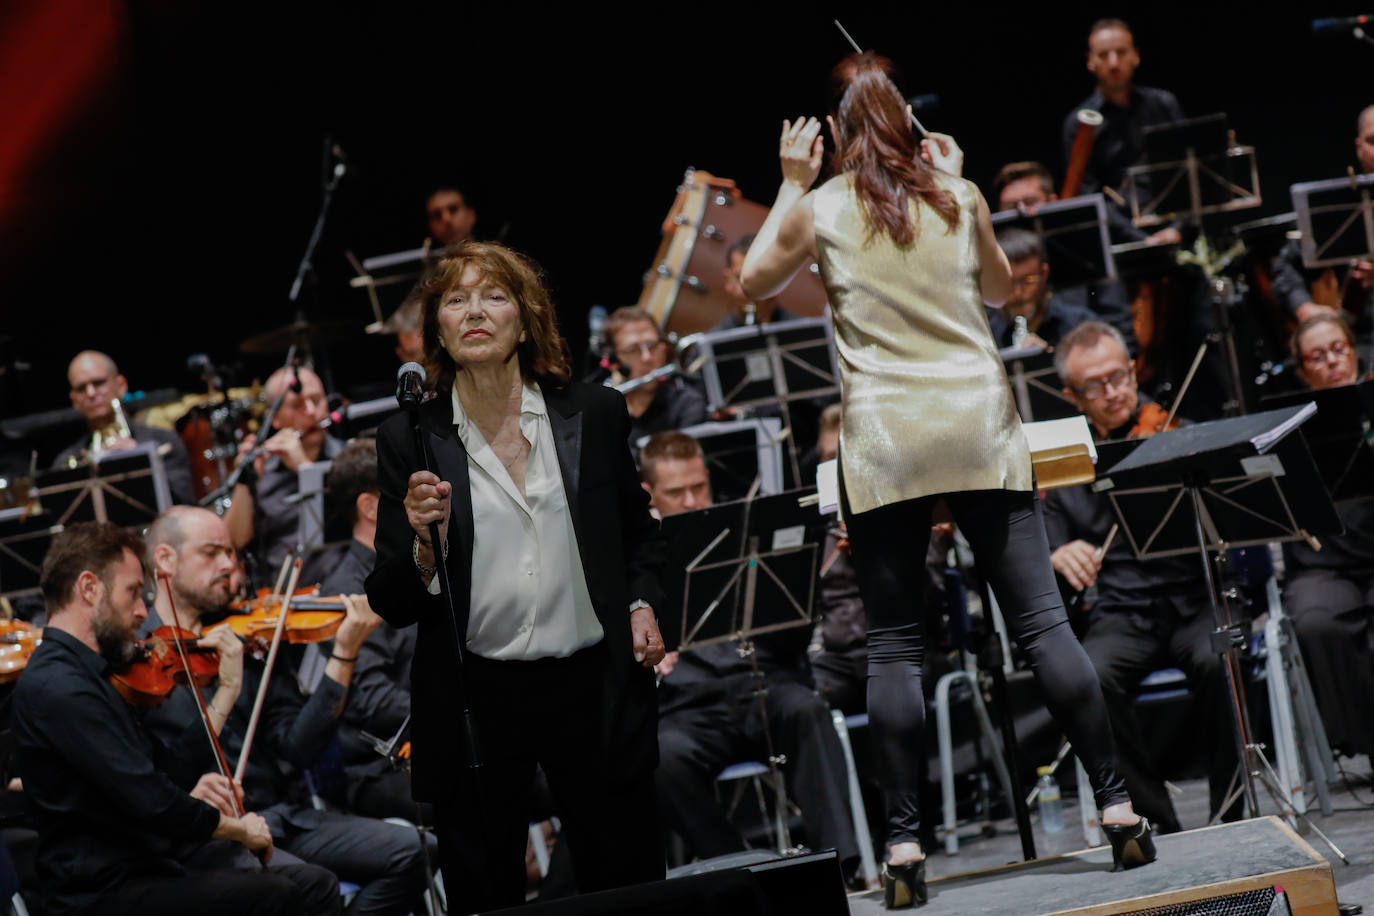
1103, 817, 1156, 871
882, 858, 927, 909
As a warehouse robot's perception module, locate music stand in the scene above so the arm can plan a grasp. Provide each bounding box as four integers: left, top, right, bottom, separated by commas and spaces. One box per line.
347, 245, 442, 332
693, 318, 840, 485
0, 445, 172, 597
1261, 381, 1374, 503
1289, 172, 1374, 270
991, 193, 1118, 285
998, 344, 1079, 422
657, 489, 821, 853
1125, 113, 1262, 229
1095, 404, 1347, 858
637, 418, 785, 503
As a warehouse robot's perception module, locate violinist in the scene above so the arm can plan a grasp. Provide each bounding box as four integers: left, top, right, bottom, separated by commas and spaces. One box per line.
1044, 321, 1239, 833
1278, 314, 1374, 760
601, 306, 708, 446
223, 365, 344, 584
12, 521, 338, 916
141, 507, 429, 916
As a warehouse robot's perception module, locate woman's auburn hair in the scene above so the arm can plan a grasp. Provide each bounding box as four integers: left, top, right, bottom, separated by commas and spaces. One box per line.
418, 241, 572, 393
828, 52, 959, 247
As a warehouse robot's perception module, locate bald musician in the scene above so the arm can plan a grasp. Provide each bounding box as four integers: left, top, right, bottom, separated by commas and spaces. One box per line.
12, 521, 339, 916
54, 350, 195, 505
140, 506, 429, 915
223, 365, 343, 582
1044, 321, 1239, 833
1280, 313, 1374, 759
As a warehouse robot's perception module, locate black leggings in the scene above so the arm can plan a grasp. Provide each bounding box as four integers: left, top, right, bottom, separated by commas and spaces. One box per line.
843, 487, 1130, 846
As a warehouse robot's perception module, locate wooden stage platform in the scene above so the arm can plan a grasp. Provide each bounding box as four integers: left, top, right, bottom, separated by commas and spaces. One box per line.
846, 816, 1338, 915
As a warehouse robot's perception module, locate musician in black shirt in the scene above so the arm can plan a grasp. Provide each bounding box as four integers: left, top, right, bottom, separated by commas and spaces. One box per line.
603, 307, 708, 448
641, 432, 859, 876
1044, 323, 1239, 833
12, 522, 338, 916
140, 506, 428, 916
1061, 19, 1185, 246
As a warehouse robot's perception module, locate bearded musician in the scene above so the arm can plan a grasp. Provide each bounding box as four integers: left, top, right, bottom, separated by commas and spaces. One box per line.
1042, 321, 1240, 833
139, 506, 429, 916
12, 522, 340, 916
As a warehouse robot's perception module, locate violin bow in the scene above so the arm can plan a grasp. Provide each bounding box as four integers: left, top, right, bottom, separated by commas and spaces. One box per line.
233, 557, 302, 785
833, 19, 929, 137
158, 572, 244, 816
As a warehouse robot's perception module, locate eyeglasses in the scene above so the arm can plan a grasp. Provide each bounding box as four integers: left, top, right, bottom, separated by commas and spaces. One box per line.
616, 340, 666, 360
1071, 367, 1132, 400
70, 376, 112, 394
1301, 339, 1350, 368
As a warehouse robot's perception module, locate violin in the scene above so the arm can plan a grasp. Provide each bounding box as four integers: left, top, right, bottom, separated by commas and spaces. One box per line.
110, 626, 220, 708
1126, 401, 1180, 440
211, 586, 345, 644
0, 620, 42, 684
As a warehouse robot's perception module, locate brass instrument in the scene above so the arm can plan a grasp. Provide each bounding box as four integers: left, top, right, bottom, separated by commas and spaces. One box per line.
89, 397, 134, 462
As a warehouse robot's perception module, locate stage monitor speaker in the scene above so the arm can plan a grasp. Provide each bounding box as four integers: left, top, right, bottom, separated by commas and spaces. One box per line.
487, 849, 849, 916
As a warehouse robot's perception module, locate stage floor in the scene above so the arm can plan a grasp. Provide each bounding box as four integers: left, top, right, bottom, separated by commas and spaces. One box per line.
846, 759, 1374, 915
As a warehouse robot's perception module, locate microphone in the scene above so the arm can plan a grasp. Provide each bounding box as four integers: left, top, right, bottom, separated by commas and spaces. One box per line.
1312, 14, 1372, 33
396, 362, 426, 409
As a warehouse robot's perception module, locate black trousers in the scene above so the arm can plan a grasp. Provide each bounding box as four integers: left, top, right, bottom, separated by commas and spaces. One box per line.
272, 808, 430, 916
94, 867, 338, 916
812, 647, 868, 717
843, 488, 1129, 846
1285, 567, 1374, 757
433, 643, 664, 915
656, 677, 858, 866
351, 767, 435, 827
1080, 599, 1241, 832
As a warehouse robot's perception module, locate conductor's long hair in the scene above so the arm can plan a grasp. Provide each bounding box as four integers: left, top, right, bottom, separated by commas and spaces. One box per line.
828, 52, 958, 247
418, 241, 572, 394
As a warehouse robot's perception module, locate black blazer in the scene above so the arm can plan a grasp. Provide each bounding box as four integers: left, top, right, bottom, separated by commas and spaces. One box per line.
365, 381, 666, 801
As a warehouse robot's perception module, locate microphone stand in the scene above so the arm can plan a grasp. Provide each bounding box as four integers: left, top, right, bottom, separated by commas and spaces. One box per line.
397, 376, 483, 773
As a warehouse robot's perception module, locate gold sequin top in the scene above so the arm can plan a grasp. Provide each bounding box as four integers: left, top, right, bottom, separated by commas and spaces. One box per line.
811, 171, 1032, 515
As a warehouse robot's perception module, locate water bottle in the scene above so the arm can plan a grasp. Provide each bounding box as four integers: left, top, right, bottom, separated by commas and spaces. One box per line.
1012, 315, 1030, 348
1036, 766, 1065, 833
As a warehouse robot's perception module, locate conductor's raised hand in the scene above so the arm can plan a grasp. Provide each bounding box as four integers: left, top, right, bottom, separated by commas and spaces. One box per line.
920, 130, 964, 177
779, 117, 825, 189
404, 470, 451, 546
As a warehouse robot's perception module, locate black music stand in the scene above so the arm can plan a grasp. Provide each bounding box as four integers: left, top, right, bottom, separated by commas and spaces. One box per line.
1290, 171, 1374, 271
657, 489, 821, 853
1096, 405, 1347, 858
1125, 113, 1261, 229
694, 318, 840, 486
991, 193, 1117, 285
637, 418, 786, 504
1261, 382, 1374, 503
998, 344, 1078, 423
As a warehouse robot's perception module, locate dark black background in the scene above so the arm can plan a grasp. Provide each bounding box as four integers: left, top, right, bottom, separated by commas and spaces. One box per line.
4, 1, 1372, 416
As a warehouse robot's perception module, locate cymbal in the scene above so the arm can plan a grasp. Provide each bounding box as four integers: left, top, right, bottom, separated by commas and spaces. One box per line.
239, 319, 360, 354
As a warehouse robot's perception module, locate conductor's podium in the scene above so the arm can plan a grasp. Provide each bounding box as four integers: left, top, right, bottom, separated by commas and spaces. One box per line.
847, 816, 1337, 916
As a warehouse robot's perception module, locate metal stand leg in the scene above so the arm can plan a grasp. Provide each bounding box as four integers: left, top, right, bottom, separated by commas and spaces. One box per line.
935, 669, 1017, 855
831, 710, 878, 886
